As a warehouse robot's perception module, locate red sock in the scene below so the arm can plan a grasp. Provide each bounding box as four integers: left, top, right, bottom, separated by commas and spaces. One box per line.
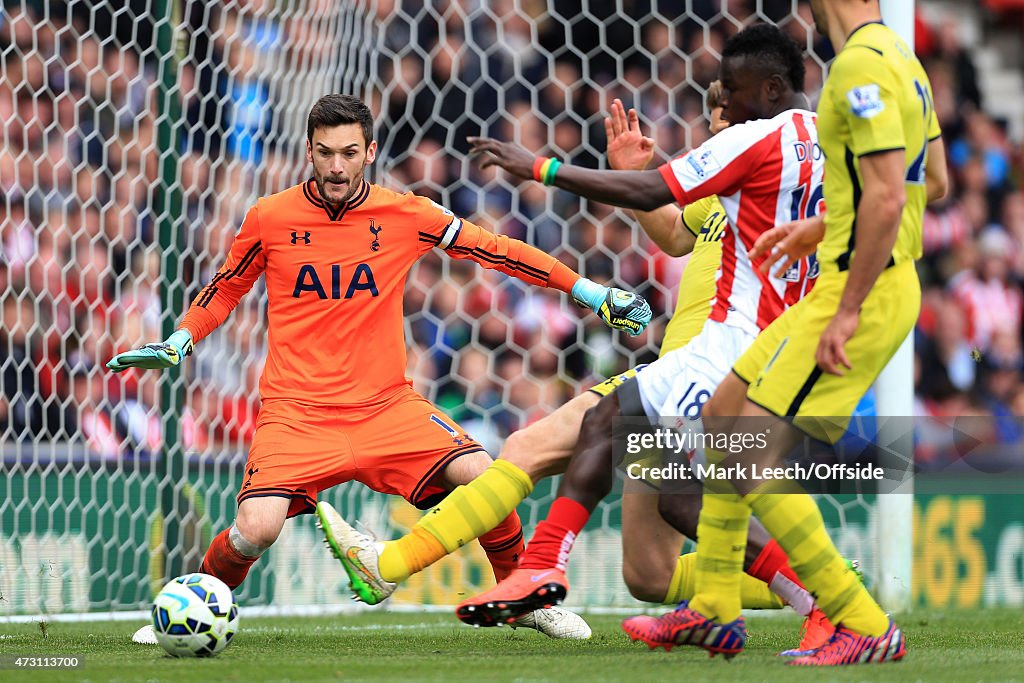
479, 511, 525, 582
198, 528, 258, 590
518, 497, 590, 571
748, 539, 802, 586
747, 539, 815, 615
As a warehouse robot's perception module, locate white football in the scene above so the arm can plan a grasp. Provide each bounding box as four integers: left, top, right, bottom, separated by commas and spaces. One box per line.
151, 573, 239, 657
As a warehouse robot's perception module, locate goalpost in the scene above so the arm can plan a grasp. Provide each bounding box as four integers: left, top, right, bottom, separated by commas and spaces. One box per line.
1, 0, 913, 618
876, 0, 915, 615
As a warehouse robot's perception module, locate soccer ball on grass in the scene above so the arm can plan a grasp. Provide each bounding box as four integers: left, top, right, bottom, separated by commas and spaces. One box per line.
151, 573, 239, 657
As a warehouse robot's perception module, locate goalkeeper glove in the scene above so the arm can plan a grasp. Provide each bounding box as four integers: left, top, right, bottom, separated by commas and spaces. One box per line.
106, 329, 194, 372
571, 277, 652, 337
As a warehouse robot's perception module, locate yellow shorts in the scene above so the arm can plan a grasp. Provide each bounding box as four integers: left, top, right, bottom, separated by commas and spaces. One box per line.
741, 260, 920, 442
732, 320, 780, 387
587, 365, 645, 397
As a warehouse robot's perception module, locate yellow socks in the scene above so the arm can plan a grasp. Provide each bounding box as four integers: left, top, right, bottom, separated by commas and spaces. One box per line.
665, 552, 784, 609
378, 459, 533, 583
664, 552, 697, 603
747, 491, 888, 636
688, 491, 750, 622
378, 527, 446, 583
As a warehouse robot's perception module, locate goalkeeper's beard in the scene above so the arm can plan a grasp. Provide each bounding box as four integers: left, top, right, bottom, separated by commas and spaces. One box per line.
315, 171, 364, 208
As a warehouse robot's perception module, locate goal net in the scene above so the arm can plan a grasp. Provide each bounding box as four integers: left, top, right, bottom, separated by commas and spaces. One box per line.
1, 0, 880, 617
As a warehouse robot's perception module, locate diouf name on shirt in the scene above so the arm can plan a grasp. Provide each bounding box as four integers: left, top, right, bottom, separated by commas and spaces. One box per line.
793, 140, 824, 162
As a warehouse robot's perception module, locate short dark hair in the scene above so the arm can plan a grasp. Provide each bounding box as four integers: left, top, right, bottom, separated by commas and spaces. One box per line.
306, 94, 375, 146
722, 23, 806, 93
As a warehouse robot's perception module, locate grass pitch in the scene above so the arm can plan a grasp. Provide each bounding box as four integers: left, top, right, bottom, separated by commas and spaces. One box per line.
1, 609, 1022, 682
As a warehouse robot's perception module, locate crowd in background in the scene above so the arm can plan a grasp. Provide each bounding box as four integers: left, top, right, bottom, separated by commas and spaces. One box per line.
2, 0, 1023, 461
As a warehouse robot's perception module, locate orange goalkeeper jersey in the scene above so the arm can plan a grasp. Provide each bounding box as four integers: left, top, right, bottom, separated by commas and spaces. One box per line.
179, 179, 580, 405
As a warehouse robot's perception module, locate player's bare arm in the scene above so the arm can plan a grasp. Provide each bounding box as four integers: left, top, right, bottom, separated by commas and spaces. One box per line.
468, 136, 675, 212
925, 135, 949, 203
816, 148, 906, 375
605, 99, 696, 257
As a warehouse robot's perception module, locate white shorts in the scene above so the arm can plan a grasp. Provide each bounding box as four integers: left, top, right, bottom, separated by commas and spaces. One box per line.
637, 320, 757, 419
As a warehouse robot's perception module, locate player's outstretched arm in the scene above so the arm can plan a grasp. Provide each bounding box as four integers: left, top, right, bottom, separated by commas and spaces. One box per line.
177, 206, 267, 342
106, 329, 194, 372
468, 136, 675, 212
433, 214, 652, 336
605, 99, 695, 257
108, 206, 267, 373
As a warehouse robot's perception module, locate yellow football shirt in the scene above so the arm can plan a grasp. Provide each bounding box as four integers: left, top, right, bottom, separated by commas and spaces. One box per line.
815, 22, 941, 272
659, 195, 726, 356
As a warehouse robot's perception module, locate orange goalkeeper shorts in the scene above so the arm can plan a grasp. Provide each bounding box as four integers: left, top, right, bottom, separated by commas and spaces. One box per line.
237, 385, 485, 517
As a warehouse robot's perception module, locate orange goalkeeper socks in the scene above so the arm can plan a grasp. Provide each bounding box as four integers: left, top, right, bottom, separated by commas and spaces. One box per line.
199, 528, 258, 590
479, 511, 525, 582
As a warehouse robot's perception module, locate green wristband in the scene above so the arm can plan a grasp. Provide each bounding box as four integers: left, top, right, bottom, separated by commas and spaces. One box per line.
543, 158, 562, 185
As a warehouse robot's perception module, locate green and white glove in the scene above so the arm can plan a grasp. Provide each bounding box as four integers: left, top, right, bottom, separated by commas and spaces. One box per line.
106, 329, 194, 372
571, 277, 653, 337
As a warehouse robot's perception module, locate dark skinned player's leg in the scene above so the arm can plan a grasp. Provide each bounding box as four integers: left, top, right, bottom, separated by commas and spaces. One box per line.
513, 374, 648, 579
473, 375, 794, 610
658, 372, 773, 571
656, 490, 772, 569
456, 382, 642, 625
550, 390, 623, 509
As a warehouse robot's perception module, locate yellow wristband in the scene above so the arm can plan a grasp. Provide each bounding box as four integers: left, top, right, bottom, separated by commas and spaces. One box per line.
538, 158, 554, 184
543, 158, 562, 185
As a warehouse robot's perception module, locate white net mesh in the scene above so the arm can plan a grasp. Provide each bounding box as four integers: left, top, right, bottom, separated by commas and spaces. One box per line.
1, 0, 873, 616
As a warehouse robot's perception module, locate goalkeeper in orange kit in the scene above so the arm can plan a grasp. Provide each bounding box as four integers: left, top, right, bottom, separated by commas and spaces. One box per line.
108, 94, 651, 641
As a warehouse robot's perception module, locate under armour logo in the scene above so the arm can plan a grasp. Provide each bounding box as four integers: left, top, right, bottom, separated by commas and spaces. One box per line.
369, 220, 382, 251
291, 231, 311, 245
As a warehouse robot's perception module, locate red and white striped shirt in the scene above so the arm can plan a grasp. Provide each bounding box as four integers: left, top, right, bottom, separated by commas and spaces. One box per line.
950, 271, 1023, 351
658, 109, 824, 336
922, 203, 971, 255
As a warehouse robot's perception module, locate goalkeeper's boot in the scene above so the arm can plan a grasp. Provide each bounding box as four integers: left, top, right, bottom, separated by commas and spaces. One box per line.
511, 607, 592, 640
780, 558, 862, 656
788, 620, 905, 666
316, 501, 396, 605
621, 601, 747, 658
456, 567, 568, 627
